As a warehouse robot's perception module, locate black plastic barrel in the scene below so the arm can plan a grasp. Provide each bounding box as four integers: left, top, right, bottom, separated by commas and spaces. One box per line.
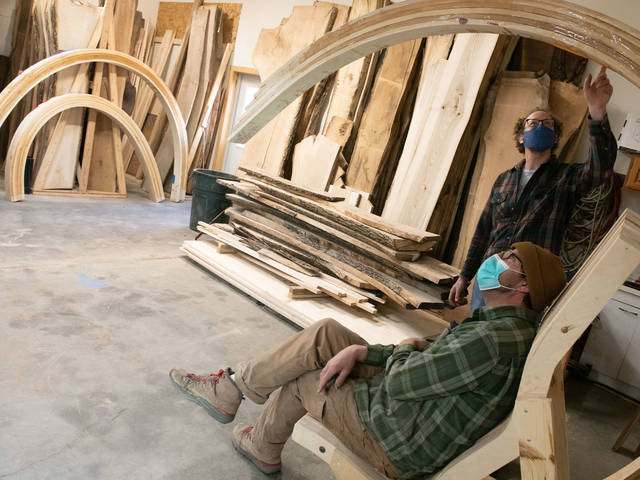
189, 169, 238, 231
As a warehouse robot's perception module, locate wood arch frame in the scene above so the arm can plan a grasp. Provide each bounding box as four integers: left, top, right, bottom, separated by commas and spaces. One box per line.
229, 0, 640, 143
5, 94, 164, 202
0, 49, 188, 202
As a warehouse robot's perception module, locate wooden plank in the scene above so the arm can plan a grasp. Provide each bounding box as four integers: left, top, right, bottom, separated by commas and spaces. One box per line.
548, 80, 588, 162
197, 223, 376, 313
219, 178, 432, 250
452, 73, 550, 268
225, 188, 422, 261
239, 3, 338, 176
157, 2, 241, 45
226, 208, 444, 309
324, 116, 353, 148
382, 33, 499, 229
124, 29, 175, 173
227, 1, 640, 145
290, 135, 341, 191
426, 35, 518, 258
344, 38, 421, 194
322, 0, 385, 128
145, 5, 209, 193
79, 0, 114, 194
186, 43, 233, 173
238, 166, 345, 201
34, 6, 104, 190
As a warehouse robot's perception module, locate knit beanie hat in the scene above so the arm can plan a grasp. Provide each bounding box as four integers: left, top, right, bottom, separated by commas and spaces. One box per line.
511, 241, 567, 312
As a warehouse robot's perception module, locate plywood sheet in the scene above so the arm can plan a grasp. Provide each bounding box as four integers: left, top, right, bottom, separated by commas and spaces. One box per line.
157, 1, 241, 45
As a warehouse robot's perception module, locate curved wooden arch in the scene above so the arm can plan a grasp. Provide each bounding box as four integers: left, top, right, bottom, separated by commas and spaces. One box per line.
0, 49, 188, 201
5, 94, 164, 203
229, 0, 640, 143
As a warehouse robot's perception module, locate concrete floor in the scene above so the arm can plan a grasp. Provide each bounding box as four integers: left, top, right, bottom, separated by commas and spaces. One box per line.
1, 183, 638, 479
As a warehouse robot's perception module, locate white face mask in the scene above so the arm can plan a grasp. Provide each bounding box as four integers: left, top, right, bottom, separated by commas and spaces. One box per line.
476, 254, 524, 291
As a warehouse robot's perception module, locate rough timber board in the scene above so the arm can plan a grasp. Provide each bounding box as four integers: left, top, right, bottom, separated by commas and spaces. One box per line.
181, 240, 448, 344
452, 74, 550, 268
291, 135, 341, 191
144, 5, 209, 193
382, 34, 499, 229
37, 0, 101, 190
239, 3, 337, 175
344, 38, 421, 194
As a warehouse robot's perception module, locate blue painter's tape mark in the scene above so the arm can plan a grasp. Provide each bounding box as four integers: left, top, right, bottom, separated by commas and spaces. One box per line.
76, 273, 109, 289
172, 174, 175, 184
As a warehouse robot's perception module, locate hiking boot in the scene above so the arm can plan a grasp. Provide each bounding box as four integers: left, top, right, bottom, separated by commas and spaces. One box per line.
169, 367, 242, 424
232, 424, 282, 475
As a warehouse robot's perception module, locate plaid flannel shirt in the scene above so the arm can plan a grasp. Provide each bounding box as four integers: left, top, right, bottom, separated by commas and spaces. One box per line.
460, 116, 617, 281
353, 306, 538, 479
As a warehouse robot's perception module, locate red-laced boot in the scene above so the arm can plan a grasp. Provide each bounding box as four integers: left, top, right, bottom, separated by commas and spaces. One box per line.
169, 368, 243, 423
232, 424, 282, 475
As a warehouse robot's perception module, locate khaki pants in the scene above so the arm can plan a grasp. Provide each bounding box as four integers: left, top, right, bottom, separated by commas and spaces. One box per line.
234, 318, 400, 479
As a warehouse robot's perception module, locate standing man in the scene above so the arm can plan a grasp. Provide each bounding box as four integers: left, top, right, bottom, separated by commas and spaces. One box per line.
170, 243, 566, 479
449, 66, 616, 313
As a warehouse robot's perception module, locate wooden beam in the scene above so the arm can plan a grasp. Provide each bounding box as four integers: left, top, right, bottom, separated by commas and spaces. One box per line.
0, 49, 189, 202
228, 0, 640, 144
5, 94, 163, 202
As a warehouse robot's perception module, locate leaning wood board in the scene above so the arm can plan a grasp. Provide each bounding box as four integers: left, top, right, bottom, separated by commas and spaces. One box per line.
321, 0, 384, 128
451, 73, 550, 268
344, 38, 421, 194
181, 239, 449, 344
144, 5, 209, 192
239, 3, 337, 176
37, 0, 102, 190
382, 34, 499, 229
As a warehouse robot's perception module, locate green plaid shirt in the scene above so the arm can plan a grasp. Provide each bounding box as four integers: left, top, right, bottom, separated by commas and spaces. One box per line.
353, 306, 538, 478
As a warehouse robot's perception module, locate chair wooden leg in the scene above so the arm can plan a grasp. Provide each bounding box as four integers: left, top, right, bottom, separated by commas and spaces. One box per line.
613, 406, 640, 453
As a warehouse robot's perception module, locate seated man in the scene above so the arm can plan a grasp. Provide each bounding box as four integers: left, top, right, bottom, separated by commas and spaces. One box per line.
170, 241, 566, 479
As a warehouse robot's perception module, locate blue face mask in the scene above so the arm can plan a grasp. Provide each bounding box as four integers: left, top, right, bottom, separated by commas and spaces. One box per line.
523, 123, 555, 152
476, 254, 524, 291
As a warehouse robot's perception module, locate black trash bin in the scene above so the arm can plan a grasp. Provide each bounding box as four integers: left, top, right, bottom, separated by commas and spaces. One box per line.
189, 169, 238, 231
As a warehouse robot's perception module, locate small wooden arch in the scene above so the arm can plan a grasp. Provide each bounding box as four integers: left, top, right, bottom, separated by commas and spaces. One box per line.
228, 0, 640, 143
5, 94, 164, 203
0, 49, 188, 202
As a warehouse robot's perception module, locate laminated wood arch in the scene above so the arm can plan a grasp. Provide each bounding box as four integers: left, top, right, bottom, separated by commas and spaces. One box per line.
229, 0, 640, 143
5, 94, 164, 203
0, 49, 188, 201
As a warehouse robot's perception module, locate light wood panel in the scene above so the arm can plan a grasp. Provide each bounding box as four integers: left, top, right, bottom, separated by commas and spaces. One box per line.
382, 33, 499, 229
344, 38, 421, 194
451, 74, 550, 268
228, 0, 640, 144
5, 94, 163, 202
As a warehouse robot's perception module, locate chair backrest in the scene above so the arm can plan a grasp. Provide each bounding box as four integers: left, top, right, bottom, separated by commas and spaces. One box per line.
518, 208, 640, 399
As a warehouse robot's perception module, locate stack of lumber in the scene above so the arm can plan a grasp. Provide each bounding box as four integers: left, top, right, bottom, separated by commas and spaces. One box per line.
3, 0, 234, 202
183, 166, 461, 314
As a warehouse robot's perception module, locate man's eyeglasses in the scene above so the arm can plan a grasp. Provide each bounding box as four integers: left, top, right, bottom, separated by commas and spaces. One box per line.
524, 118, 554, 129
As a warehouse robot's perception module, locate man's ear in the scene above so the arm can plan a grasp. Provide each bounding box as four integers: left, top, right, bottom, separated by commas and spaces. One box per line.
519, 134, 524, 145
518, 279, 529, 294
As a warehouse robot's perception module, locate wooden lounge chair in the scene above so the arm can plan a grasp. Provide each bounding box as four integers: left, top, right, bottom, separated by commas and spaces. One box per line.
293, 208, 640, 480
